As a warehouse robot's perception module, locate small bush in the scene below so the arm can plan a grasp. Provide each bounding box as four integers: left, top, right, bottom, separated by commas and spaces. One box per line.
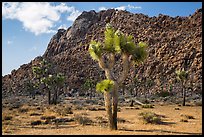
139, 112, 162, 124
142, 104, 154, 108
4, 116, 13, 121
194, 101, 202, 106
30, 113, 42, 116
181, 114, 195, 119
156, 91, 170, 97
18, 108, 29, 113
74, 115, 93, 126
180, 118, 188, 122
97, 107, 106, 111
117, 117, 126, 123
57, 107, 73, 116
31, 120, 42, 126
40, 116, 56, 120
88, 107, 98, 111
52, 118, 75, 123
74, 106, 83, 110
95, 116, 108, 127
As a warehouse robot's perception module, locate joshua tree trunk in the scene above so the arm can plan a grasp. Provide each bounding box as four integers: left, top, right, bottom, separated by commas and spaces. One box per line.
55, 89, 58, 105
182, 82, 186, 106
112, 83, 119, 130
53, 87, 58, 105
104, 91, 114, 129
48, 89, 51, 104
90, 89, 92, 99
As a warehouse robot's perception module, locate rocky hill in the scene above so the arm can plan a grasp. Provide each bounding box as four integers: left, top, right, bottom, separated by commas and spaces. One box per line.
2, 8, 202, 98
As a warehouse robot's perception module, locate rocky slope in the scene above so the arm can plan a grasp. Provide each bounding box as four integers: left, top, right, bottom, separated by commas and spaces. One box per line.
2, 8, 202, 98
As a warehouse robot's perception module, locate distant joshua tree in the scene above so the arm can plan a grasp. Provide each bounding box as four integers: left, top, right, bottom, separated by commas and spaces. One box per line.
32, 59, 65, 105
175, 69, 188, 106
88, 23, 148, 130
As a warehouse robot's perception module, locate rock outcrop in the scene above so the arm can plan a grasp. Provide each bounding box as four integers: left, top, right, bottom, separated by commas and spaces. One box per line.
2, 8, 202, 98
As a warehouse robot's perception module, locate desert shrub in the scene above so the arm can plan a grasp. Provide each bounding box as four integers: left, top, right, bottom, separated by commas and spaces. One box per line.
194, 101, 202, 106
40, 115, 56, 120
180, 118, 188, 122
74, 115, 93, 126
51, 118, 75, 123
31, 120, 42, 126
80, 112, 89, 116
18, 108, 29, 113
117, 117, 126, 123
97, 107, 106, 111
30, 112, 42, 116
139, 112, 162, 124
74, 105, 83, 110
174, 107, 180, 110
156, 91, 170, 97
88, 107, 98, 111
56, 106, 73, 116
142, 104, 154, 108
95, 116, 108, 127
181, 114, 195, 119
3, 116, 13, 121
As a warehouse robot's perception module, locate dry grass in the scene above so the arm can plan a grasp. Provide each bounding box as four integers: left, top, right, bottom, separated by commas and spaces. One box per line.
2, 104, 202, 135
74, 114, 93, 126
138, 111, 162, 124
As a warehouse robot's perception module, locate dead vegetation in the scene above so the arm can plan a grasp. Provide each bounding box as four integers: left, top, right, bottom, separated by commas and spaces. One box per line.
2, 103, 202, 135
138, 111, 162, 124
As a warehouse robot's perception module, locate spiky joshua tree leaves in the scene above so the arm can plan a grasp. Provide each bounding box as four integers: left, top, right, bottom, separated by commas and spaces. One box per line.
175, 69, 188, 106
88, 23, 148, 130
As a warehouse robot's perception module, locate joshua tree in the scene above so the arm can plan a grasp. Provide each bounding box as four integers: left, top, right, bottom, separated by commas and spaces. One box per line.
32, 59, 65, 105
25, 81, 37, 99
41, 73, 65, 104
32, 59, 51, 104
175, 69, 188, 106
88, 23, 148, 130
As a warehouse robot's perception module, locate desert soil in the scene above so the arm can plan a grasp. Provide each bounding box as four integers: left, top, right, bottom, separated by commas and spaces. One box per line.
2, 102, 202, 135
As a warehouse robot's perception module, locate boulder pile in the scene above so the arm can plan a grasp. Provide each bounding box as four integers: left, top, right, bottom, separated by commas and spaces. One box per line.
2, 8, 202, 98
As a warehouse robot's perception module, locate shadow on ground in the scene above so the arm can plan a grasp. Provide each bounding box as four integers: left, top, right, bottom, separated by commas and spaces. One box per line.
119, 128, 201, 135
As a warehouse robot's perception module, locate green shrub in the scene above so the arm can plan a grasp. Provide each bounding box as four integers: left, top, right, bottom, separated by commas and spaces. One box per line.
139, 112, 162, 124
156, 91, 170, 97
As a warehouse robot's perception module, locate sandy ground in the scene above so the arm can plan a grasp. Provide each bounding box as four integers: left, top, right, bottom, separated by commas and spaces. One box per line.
2, 104, 202, 135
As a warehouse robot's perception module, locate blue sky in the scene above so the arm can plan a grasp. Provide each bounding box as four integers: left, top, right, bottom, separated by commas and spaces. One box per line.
2, 2, 202, 76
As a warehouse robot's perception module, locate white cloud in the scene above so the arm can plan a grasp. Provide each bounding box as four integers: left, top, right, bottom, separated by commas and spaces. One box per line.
2, 2, 81, 35
7, 40, 13, 45
127, 4, 142, 10
115, 6, 126, 11
58, 24, 68, 30
67, 8, 81, 22
98, 4, 142, 11
98, 7, 107, 11
29, 46, 37, 51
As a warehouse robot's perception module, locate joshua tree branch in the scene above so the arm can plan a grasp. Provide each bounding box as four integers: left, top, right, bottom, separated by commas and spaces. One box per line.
108, 53, 115, 69
117, 53, 130, 85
